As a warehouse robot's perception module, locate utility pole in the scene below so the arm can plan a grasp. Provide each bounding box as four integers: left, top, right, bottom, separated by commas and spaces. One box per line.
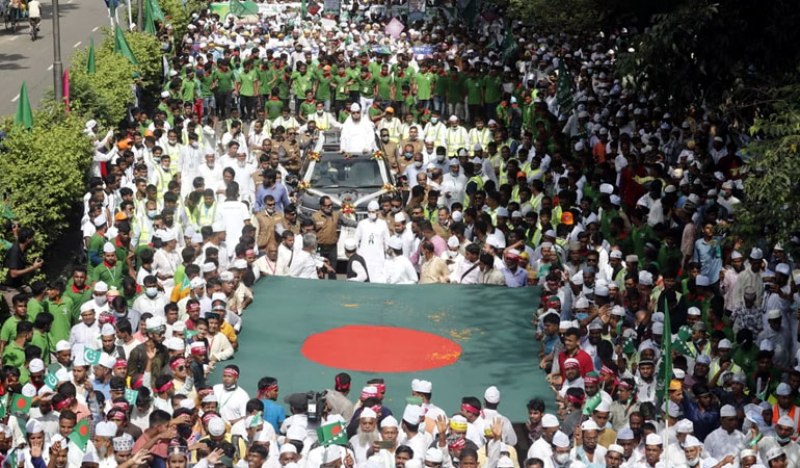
52, 0, 63, 102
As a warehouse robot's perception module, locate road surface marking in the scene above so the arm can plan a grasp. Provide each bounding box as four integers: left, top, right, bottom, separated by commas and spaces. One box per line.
11, 94, 20, 103
73, 41, 82, 48
48, 64, 54, 70
92, 26, 99, 32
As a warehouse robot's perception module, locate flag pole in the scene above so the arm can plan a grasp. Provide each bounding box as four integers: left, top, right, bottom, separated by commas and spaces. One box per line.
127, 0, 133, 30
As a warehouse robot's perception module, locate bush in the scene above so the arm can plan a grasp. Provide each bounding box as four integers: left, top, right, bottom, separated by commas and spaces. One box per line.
70, 44, 137, 126
0, 103, 94, 250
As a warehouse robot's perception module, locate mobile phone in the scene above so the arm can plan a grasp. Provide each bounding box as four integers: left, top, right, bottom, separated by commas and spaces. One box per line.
376, 440, 394, 449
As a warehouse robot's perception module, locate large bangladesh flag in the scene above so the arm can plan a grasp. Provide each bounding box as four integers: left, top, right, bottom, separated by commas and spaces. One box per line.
317, 421, 348, 446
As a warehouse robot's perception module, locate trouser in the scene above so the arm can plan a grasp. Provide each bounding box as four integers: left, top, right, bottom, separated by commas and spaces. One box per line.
240, 95, 257, 121
485, 102, 499, 122
318, 244, 338, 280
418, 99, 430, 111
359, 96, 374, 115
214, 91, 233, 119
334, 99, 347, 115
467, 104, 483, 124
432, 96, 445, 114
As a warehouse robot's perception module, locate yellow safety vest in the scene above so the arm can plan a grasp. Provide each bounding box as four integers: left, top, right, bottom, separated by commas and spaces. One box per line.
464, 175, 484, 206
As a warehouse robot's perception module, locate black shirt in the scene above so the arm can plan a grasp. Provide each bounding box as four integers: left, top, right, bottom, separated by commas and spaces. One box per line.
3, 243, 27, 288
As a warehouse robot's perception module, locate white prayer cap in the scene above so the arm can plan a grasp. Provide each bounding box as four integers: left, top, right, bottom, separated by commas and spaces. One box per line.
552, 431, 570, 448
29, 358, 45, 373
599, 183, 614, 194
212, 222, 225, 232
608, 444, 624, 454
541, 414, 559, 428
484, 386, 500, 404
767, 447, 786, 461
180, 398, 196, 410
411, 379, 432, 393
580, 420, 599, 431
101, 323, 116, 336
96, 421, 118, 438
99, 354, 116, 369
25, 419, 44, 434
767, 309, 782, 320
159, 230, 176, 242
645, 434, 662, 446
380, 416, 399, 428
574, 296, 589, 308
94, 281, 109, 292
425, 448, 444, 463
777, 415, 795, 428
344, 239, 357, 251
776, 383, 792, 396
682, 435, 702, 448
208, 417, 226, 436
350, 103, 361, 112
720, 404, 737, 418
103, 242, 116, 254
676, 419, 693, 433
113, 433, 134, 452
165, 337, 185, 351
750, 247, 763, 259
360, 407, 377, 419
367, 200, 379, 211
616, 427, 634, 440
322, 445, 344, 464
402, 404, 423, 424
595, 400, 611, 413
776, 263, 791, 276
497, 457, 514, 468
388, 237, 403, 251
190, 277, 206, 289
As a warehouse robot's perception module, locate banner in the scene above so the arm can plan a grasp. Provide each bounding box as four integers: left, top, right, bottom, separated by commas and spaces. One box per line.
323, 0, 340, 15
407, 0, 425, 22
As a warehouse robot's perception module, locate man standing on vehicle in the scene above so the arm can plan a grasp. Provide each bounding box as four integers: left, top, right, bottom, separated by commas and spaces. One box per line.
340, 103, 377, 154
313, 195, 356, 280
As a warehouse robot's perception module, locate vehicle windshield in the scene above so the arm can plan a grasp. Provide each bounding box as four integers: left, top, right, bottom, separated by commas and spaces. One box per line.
310, 155, 384, 188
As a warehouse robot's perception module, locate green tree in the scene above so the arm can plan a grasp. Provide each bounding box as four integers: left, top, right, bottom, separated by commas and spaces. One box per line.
70, 45, 136, 126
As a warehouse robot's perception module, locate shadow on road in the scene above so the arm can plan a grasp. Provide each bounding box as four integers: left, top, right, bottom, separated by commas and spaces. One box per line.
0, 53, 28, 70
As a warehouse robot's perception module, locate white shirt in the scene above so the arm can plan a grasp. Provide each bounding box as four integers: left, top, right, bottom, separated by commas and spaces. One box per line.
69, 321, 100, 347
703, 427, 746, 460
220, 200, 251, 252
340, 117, 377, 154
213, 384, 250, 423
289, 250, 320, 279
384, 255, 418, 284
449, 258, 480, 284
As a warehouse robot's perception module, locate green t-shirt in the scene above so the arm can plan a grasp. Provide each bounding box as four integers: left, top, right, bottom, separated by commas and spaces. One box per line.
180, 78, 198, 102
46, 296, 73, 344
63, 280, 92, 318
27, 298, 45, 321
256, 68, 272, 96
346, 67, 360, 92
434, 73, 449, 98
445, 74, 464, 102
31, 330, 52, 365
275, 67, 290, 99
415, 72, 436, 100
0, 315, 24, 344
483, 75, 503, 103
87, 233, 106, 273
237, 69, 258, 97
91, 261, 125, 290
291, 71, 314, 97
375, 73, 394, 101
333, 74, 350, 100
213, 68, 235, 93
356, 75, 374, 97
2, 341, 25, 369
265, 97, 284, 120
315, 73, 333, 101
299, 100, 317, 118
465, 77, 484, 105
198, 74, 214, 98
394, 72, 411, 99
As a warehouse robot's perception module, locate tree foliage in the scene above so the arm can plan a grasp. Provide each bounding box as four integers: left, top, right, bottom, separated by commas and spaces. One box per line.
0, 104, 94, 250
70, 44, 137, 126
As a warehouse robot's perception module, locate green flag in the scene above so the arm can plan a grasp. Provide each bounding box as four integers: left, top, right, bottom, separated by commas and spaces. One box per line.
83, 347, 102, 365
581, 392, 602, 416
10, 394, 32, 414
316, 421, 348, 446
124, 388, 139, 406
501, 29, 517, 62
229, 0, 258, 16
143, 0, 157, 35
656, 300, 673, 409
556, 60, 574, 114
0, 394, 7, 418
148, 0, 164, 22
44, 371, 59, 389
87, 38, 96, 74
114, 25, 138, 65
69, 420, 91, 451
14, 82, 33, 130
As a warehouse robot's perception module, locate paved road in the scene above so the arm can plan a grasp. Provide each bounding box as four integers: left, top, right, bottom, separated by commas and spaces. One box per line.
0, 0, 133, 116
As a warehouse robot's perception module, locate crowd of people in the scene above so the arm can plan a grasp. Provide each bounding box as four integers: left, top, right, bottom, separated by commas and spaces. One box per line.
1, 0, 800, 466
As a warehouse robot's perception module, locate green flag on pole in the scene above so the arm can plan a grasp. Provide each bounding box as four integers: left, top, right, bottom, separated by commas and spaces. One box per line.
83, 347, 102, 365
124, 388, 139, 406
656, 300, 673, 409
87, 38, 96, 74
556, 60, 574, 114
229, 0, 258, 17
69, 420, 91, 451
0, 394, 7, 418
143, 0, 157, 35
114, 25, 138, 65
148, 0, 165, 22
316, 421, 348, 446
44, 371, 59, 389
10, 394, 32, 414
14, 82, 33, 130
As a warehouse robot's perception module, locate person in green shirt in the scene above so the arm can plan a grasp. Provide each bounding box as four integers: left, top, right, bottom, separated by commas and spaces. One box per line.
180, 69, 200, 104
91, 242, 125, 291
356, 67, 375, 112
374, 64, 395, 104
45, 280, 73, 345
444, 70, 465, 119
483, 67, 503, 121
332, 67, 352, 113
235, 60, 259, 121
1, 320, 31, 369
298, 91, 317, 123
212, 60, 235, 119
197, 67, 215, 118
264, 92, 285, 121
31, 312, 53, 365
315, 65, 334, 110
26, 280, 48, 321
464, 69, 485, 124
290, 63, 315, 114
413, 64, 436, 110
63, 266, 92, 318
86, 219, 109, 277
432, 67, 449, 114
0, 293, 28, 355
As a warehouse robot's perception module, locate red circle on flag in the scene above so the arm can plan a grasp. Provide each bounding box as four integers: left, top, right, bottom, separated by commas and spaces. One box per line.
301, 325, 462, 372
79, 425, 89, 436
15, 398, 26, 409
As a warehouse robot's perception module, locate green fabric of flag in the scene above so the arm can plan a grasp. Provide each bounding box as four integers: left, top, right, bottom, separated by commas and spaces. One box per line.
124, 388, 139, 406
656, 301, 673, 408
317, 421, 348, 446
230, 0, 258, 17
114, 25, 138, 65
582, 392, 602, 416
556, 61, 574, 114
69, 420, 91, 451
501, 29, 517, 62
148, 0, 165, 22
14, 82, 33, 130
87, 38, 96, 74
144, 0, 157, 35
84, 347, 102, 365
300, 0, 307, 18
45, 371, 59, 389
10, 394, 32, 414
0, 395, 7, 418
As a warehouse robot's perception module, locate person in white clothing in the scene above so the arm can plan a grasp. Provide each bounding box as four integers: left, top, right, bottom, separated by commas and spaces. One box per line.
703, 405, 745, 462
290, 233, 331, 279
219, 183, 252, 253
152, 230, 181, 291
384, 237, 418, 284
441, 158, 467, 208
340, 103, 378, 154
212, 365, 251, 424
133, 275, 168, 317
69, 301, 101, 347
354, 200, 390, 282
449, 244, 481, 284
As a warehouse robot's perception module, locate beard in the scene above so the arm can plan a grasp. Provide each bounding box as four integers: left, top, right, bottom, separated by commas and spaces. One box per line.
357, 429, 380, 446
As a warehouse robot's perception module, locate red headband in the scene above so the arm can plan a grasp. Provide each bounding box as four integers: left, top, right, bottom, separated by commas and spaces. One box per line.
375, 383, 386, 394
461, 403, 480, 415
223, 368, 239, 378
600, 365, 615, 376
198, 388, 214, 397
54, 397, 74, 411
170, 358, 187, 370
584, 376, 599, 385
566, 393, 585, 405
335, 376, 350, 392
108, 409, 127, 421
114, 359, 128, 369
202, 413, 218, 424
449, 438, 466, 450
156, 381, 174, 393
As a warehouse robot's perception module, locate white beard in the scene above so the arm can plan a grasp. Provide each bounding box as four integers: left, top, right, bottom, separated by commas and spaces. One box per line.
357, 429, 380, 446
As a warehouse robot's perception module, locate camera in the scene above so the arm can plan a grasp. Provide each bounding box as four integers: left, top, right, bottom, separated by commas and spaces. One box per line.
306, 390, 328, 422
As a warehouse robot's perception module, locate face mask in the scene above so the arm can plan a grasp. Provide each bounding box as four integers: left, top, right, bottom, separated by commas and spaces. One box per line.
191, 142, 199, 148
404, 152, 413, 160
368, 213, 377, 220
147, 210, 158, 219
447, 251, 457, 258
431, 117, 439, 124
436, 154, 445, 162
778, 435, 792, 444
414, 161, 423, 168
391, 206, 401, 213
317, 110, 324, 115
266, 208, 275, 215
555, 453, 570, 465
576, 312, 589, 321
94, 295, 108, 305
381, 136, 390, 142
145, 287, 158, 298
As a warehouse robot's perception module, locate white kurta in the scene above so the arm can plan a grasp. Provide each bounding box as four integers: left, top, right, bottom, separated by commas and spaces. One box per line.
219, 200, 251, 251
212, 384, 251, 423
384, 256, 418, 284
355, 217, 390, 283
703, 427, 746, 460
